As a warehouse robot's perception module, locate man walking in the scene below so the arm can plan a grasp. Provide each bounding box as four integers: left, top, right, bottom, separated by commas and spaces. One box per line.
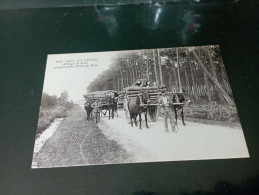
84, 98, 93, 121
91, 99, 102, 123
159, 91, 177, 133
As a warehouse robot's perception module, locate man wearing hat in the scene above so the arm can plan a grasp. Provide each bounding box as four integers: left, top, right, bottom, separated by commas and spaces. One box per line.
159, 91, 177, 133
84, 97, 93, 121
91, 99, 102, 123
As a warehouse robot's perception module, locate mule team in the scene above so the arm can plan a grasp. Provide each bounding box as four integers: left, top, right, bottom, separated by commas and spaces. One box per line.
84, 95, 118, 123
84, 80, 190, 133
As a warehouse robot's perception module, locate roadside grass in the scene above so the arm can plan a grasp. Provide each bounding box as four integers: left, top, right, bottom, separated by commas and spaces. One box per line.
36, 95, 74, 138
184, 103, 239, 122
157, 103, 239, 123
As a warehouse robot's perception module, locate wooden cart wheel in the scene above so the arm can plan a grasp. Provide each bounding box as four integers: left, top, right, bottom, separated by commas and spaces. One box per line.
148, 107, 158, 122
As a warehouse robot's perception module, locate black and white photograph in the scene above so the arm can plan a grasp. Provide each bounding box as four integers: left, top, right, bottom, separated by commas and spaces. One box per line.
32, 45, 249, 169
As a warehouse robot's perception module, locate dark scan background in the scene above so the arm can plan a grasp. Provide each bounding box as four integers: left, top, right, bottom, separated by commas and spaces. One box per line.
2, 0, 198, 10
0, 1, 258, 194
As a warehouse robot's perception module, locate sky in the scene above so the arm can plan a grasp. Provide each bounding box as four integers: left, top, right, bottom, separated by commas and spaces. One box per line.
42, 51, 115, 101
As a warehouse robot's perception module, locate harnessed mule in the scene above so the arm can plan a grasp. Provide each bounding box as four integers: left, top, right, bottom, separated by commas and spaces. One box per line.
171, 93, 191, 126
100, 96, 116, 120
128, 90, 150, 129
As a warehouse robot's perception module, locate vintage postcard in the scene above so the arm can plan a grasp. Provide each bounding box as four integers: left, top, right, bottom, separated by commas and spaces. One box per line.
32, 45, 249, 168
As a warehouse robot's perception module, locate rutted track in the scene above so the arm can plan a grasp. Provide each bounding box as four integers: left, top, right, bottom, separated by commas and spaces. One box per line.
98, 110, 249, 163
32, 105, 249, 168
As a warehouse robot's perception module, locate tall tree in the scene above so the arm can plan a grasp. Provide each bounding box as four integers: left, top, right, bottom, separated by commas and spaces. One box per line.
176, 48, 182, 92
157, 49, 163, 85
153, 49, 159, 86
187, 48, 197, 98
117, 73, 120, 91
169, 54, 178, 91
168, 70, 172, 91
192, 49, 235, 106
184, 69, 189, 92
202, 50, 211, 102
120, 66, 124, 90
146, 50, 149, 80
205, 46, 224, 102
60, 90, 69, 101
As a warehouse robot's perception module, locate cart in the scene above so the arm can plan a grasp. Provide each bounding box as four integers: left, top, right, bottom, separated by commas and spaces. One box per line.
83, 90, 117, 119
124, 84, 167, 122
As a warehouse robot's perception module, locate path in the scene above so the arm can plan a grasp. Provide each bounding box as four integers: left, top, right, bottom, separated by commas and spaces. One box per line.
32, 105, 249, 168
98, 109, 249, 163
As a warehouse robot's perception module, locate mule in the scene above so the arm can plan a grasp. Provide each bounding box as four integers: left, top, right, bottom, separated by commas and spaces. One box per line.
100, 96, 113, 119
110, 92, 120, 118
128, 90, 150, 129
171, 93, 191, 126
112, 97, 119, 117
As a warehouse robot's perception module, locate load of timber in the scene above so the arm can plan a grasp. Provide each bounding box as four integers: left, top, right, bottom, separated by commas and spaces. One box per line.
125, 85, 167, 104
83, 90, 116, 100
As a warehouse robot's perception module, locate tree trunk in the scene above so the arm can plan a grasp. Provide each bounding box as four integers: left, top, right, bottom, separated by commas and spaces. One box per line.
133, 56, 138, 80
137, 59, 141, 79
117, 73, 120, 91
120, 70, 124, 90
203, 51, 211, 102
131, 62, 135, 84
168, 70, 172, 91
138, 59, 141, 79
176, 48, 182, 92
173, 68, 178, 91
141, 52, 144, 79
146, 50, 149, 80
219, 57, 231, 94
192, 52, 199, 98
157, 49, 163, 85
128, 67, 132, 86
153, 49, 159, 86
192, 50, 235, 106
184, 69, 189, 93
125, 70, 129, 87
113, 75, 116, 90
188, 49, 198, 99
129, 67, 132, 85
171, 50, 178, 91
205, 47, 224, 102
204, 72, 211, 101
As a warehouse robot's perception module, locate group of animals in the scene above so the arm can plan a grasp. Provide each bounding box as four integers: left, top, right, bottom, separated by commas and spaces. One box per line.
125, 79, 191, 129
84, 80, 190, 127
126, 90, 190, 129
84, 95, 118, 122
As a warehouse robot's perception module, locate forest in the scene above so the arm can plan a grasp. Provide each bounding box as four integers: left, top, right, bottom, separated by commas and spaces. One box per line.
87, 46, 235, 107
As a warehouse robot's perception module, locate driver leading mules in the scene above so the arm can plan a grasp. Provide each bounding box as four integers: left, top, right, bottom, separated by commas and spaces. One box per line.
159, 91, 177, 133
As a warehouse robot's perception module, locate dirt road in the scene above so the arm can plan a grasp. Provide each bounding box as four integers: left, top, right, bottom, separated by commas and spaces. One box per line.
32, 105, 249, 168
99, 109, 249, 163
